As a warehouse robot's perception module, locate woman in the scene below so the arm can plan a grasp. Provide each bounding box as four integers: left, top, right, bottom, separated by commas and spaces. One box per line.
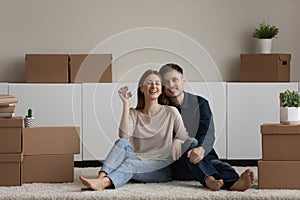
80, 69, 192, 190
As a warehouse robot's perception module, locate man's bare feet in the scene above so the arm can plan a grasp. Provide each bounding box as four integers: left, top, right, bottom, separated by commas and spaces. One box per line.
79, 176, 111, 191
230, 168, 254, 191
205, 176, 224, 191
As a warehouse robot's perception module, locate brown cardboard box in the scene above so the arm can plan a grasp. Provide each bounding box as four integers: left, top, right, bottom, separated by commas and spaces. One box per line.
0, 154, 23, 186
0, 117, 23, 154
0, 116, 23, 127
0, 128, 22, 153
23, 154, 74, 183
261, 123, 300, 160
69, 54, 112, 83
240, 54, 290, 82
23, 127, 80, 155
258, 160, 300, 189
26, 54, 69, 83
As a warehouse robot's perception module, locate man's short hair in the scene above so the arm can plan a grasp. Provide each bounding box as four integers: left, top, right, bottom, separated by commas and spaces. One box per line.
159, 63, 183, 76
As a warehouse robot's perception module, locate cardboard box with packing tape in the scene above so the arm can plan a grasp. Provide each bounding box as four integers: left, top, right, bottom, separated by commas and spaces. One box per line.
0, 120, 80, 185
26, 54, 69, 83
259, 123, 300, 189
0, 154, 23, 186
0, 117, 23, 154
240, 54, 291, 82
22, 127, 80, 183
25, 54, 113, 83
261, 123, 300, 161
69, 54, 112, 83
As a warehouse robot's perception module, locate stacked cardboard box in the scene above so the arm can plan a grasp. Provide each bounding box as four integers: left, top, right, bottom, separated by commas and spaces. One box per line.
22, 127, 80, 183
259, 124, 300, 189
25, 54, 112, 83
240, 54, 291, 82
0, 117, 80, 186
0, 117, 23, 186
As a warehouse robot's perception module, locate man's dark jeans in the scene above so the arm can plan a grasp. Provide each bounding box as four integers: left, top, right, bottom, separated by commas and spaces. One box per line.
172, 138, 239, 190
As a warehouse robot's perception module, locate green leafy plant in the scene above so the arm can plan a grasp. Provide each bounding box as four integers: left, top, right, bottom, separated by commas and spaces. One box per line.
280, 90, 300, 107
27, 108, 33, 118
252, 22, 279, 39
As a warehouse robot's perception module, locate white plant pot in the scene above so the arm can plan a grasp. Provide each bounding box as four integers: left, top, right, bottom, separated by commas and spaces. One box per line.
256, 39, 272, 54
24, 117, 35, 128
280, 107, 300, 125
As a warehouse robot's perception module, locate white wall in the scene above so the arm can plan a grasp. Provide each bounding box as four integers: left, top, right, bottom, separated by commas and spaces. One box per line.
0, 0, 299, 82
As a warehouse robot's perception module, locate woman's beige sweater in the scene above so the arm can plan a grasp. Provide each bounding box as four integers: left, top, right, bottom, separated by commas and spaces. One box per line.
127, 105, 189, 161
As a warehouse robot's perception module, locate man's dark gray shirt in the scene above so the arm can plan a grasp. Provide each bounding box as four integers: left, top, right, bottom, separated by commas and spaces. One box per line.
169, 91, 218, 158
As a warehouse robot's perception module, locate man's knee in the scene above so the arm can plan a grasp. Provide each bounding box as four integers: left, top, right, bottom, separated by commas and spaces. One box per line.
182, 138, 198, 152
188, 138, 198, 147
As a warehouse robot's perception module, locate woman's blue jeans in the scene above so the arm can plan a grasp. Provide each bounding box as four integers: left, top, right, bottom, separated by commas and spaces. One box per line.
100, 138, 172, 189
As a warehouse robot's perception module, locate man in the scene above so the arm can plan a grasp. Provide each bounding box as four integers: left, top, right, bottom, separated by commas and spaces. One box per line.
159, 63, 254, 191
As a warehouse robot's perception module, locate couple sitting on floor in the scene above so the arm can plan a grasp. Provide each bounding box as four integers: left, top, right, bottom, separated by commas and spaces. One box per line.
80, 63, 254, 191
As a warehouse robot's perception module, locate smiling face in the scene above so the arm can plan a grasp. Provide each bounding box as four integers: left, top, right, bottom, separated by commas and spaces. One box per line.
140, 74, 162, 101
161, 69, 185, 99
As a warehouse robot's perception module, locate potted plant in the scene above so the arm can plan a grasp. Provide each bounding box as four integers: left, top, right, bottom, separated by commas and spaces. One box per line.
24, 108, 35, 128
252, 22, 279, 53
280, 90, 300, 125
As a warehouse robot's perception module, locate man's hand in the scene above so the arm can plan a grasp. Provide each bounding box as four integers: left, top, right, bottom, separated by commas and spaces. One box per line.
172, 139, 184, 161
187, 146, 205, 164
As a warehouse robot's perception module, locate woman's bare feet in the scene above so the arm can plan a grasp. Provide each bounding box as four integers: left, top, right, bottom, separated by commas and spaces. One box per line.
97, 171, 107, 178
205, 176, 224, 191
230, 168, 254, 191
79, 176, 112, 191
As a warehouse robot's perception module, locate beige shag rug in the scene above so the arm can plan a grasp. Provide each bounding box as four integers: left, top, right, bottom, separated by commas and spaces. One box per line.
0, 167, 300, 200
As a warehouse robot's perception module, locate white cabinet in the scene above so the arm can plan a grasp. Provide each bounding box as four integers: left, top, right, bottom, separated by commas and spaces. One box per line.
184, 82, 227, 159
7, 82, 297, 161
227, 83, 298, 159
0, 83, 8, 94
9, 84, 82, 161
82, 83, 137, 160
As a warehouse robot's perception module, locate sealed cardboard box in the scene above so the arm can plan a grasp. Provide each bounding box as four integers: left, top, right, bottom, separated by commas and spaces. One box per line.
23, 127, 80, 155
26, 54, 69, 83
0, 128, 22, 153
261, 123, 300, 160
0, 154, 23, 186
0, 117, 23, 154
0, 116, 23, 127
258, 160, 300, 189
69, 54, 112, 83
23, 154, 73, 183
240, 54, 290, 82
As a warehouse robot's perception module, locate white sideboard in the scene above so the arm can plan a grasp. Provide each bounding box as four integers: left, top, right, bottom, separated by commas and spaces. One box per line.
227, 83, 298, 159
0, 83, 8, 94
8, 84, 82, 161
3, 82, 298, 161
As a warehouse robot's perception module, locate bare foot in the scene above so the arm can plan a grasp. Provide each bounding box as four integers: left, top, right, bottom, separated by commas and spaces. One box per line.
205, 176, 224, 191
79, 176, 111, 191
230, 169, 254, 191
97, 171, 107, 178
